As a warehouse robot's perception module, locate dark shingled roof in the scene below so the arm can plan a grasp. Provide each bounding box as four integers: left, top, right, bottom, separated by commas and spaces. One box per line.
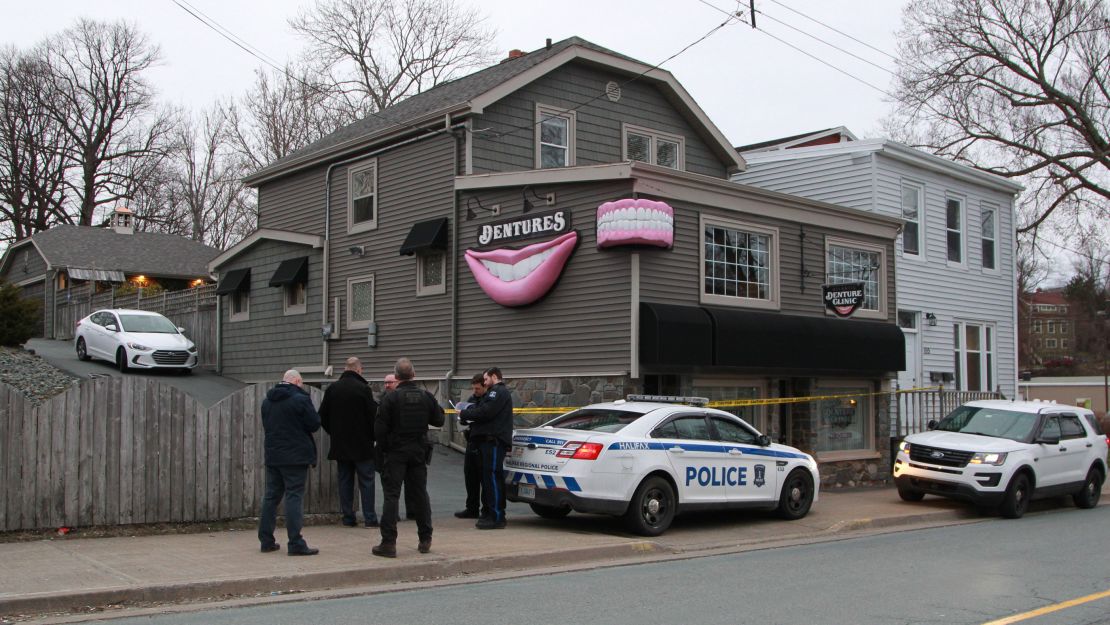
734, 128, 837, 153
246, 37, 649, 184
30, 226, 220, 279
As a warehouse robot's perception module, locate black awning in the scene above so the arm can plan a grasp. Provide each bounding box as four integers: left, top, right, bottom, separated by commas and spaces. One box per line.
215, 268, 250, 295
640, 302, 714, 367
706, 307, 904, 373
399, 217, 448, 256
268, 257, 308, 286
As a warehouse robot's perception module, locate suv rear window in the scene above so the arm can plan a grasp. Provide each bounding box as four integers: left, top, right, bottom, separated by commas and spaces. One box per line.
544, 409, 643, 433
936, 406, 1039, 442
1084, 414, 1104, 436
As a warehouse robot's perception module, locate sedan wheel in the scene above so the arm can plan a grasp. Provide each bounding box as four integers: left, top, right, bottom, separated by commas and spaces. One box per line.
116, 348, 129, 373
777, 469, 815, 520
623, 476, 675, 536
76, 338, 90, 361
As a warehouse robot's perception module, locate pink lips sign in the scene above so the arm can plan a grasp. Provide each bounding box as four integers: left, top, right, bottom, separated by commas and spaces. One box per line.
465, 231, 579, 307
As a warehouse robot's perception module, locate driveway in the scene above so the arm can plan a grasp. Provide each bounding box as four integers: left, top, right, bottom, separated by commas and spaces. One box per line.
26, 338, 246, 409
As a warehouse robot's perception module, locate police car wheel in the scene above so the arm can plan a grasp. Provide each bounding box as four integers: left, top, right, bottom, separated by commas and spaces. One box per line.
897, 485, 925, 502
530, 503, 572, 519
1072, 468, 1102, 509
776, 469, 814, 520
998, 472, 1030, 519
623, 476, 675, 536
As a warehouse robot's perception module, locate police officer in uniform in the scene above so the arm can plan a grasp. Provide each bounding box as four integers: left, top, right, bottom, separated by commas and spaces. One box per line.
454, 373, 487, 519
460, 366, 513, 529
372, 358, 445, 557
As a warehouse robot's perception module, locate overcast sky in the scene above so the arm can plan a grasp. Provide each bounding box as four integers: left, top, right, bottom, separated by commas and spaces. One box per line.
2, 0, 906, 146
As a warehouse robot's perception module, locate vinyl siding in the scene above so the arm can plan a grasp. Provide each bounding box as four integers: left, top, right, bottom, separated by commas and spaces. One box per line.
257, 166, 327, 234
734, 150, 1017, 396
325, 134, 457, 378
638, 196, 896, 320
456, 180, 634, 376
218, 241, 323, 380
1, 245, 51, 337
471, 61, 729, 178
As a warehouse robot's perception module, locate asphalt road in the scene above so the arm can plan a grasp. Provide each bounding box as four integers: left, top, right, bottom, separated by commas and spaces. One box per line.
26, 337, 245, 408
83, 504, 1110, 625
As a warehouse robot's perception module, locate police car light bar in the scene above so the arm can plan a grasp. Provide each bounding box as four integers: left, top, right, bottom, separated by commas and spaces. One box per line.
627, 395, 710, 407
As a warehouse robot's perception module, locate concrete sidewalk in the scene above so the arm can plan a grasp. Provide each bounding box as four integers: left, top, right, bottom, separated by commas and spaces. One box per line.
0, 486, 1005, 618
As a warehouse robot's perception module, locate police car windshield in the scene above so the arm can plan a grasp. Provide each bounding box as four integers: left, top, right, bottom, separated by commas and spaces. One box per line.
936, 406, 1038, 442
544, 409, 643, 433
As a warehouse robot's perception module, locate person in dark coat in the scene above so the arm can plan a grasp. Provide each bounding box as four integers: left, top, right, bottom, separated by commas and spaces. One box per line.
319, 357, 379, 528
454, 373, 487, 519
258, 369, 321, 556
372, 358, 445, 558
384, 373, 418, 522
460, 366, 514, 530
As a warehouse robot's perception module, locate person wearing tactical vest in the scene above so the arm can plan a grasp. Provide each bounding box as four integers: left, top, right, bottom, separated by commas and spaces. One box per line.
459, 366, 514, 530
372, 358, 445, 558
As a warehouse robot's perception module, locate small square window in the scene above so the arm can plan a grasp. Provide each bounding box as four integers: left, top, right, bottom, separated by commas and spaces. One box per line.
347, 276, 375, 329
230, 291, 249, 322
283, 282, 306, 315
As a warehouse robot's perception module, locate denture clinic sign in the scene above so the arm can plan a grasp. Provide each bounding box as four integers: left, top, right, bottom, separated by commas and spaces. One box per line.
477, 209, 571, 246
823, 282, 865, 317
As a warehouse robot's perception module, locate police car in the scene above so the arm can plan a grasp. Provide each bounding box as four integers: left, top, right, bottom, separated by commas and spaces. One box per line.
505, 396, 820, 536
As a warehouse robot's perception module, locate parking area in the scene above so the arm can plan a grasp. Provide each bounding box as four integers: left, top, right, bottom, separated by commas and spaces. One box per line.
25, 337, 245, 409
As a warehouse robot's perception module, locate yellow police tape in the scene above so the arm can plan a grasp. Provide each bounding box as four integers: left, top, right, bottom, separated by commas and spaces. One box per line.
446, 385, 942, 416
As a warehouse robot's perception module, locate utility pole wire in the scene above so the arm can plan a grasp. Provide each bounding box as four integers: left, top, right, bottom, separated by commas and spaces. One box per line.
766, 0, 900, 62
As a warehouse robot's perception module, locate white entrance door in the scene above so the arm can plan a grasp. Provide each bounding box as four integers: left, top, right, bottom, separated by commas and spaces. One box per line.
897, 327, 920, 436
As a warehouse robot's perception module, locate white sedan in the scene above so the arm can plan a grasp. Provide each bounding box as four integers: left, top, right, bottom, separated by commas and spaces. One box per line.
75, 309, 198, 373
505, 396, 819, 536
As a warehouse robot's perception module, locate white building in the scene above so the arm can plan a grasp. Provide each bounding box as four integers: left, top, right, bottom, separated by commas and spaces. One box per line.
732, 128, 1022, 398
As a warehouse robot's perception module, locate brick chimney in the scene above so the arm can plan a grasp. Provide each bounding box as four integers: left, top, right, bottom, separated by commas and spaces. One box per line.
502, 49, 526, 63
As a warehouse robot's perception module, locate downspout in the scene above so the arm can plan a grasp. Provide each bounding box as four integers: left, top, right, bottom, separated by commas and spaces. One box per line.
320, 121, 469, 370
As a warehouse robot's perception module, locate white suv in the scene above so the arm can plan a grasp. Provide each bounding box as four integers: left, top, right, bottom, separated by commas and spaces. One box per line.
893, 400, 1108, 518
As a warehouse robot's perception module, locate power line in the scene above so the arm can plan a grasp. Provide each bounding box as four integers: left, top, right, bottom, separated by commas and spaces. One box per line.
754, 9, 895, 76
766, 0, 900, 62
696, 0, 894, 98
484, 13, 742, 140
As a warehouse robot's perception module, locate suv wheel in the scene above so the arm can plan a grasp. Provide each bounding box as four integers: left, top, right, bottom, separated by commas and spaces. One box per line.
1073, 468, 1103, 509
999, 473, 1030, 519
897, 484, 925, 502
530, 503, 571, 519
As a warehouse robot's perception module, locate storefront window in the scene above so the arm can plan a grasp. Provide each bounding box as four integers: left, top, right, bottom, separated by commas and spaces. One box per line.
813, 387, 872, 454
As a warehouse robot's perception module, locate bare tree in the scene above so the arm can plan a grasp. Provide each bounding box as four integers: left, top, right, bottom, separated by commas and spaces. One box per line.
38, 19, 174, 226
0, 47, 70, 243
887, 0, 1109, 233
167, 107, 255, 249
290, 0, 496, 117
224, 64, 346, 173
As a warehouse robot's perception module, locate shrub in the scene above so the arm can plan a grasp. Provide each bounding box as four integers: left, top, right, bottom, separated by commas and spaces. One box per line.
0, 280, 42, 346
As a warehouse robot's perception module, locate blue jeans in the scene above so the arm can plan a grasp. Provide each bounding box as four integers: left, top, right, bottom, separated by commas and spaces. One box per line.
258, 464, 309, 552
337, 459, 377, 524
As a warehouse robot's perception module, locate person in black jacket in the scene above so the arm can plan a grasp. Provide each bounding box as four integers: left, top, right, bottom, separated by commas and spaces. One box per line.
319, 357, 379, 528
384, 373, 418, 522
372, 358, 445, 558
460, 366, 514, 530
453, 373, 487, 519
258, 369, 321, 556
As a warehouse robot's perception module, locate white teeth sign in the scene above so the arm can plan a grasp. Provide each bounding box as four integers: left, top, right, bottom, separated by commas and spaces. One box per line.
477, 209, 571, 247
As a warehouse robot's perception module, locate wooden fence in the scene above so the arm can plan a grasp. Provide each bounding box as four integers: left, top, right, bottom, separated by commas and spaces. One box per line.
0, 378, 341, 532
53, 284, 217, 367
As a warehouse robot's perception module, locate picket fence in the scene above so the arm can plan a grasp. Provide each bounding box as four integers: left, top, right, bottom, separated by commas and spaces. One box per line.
0, 378, 341, 532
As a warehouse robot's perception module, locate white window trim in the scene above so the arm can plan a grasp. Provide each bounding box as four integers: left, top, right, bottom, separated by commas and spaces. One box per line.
416, 252, 446, 297
346, 274, 375, 330
699, 214, 780, 311
813, 378, 879, 463
347, 159, 378, 234
953, 321, 995, 392
823, 236, 888, 321
899, 180, 925, 260
945, 193, 966, 267
283, 282, 307, 316
1046, 338, 1058, 349
621, 123, 686, 170
228, 291, 250, 322
980, 202, 999, 273
534, 103, 576, 168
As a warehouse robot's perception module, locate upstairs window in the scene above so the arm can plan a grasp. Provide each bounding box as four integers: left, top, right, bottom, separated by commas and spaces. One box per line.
900, 182, 922, 256
536, 104, 575, 168
701, 216, 779, 310
348, 160, 378, 233
825, 239, 886, 318
417, 251, 445, 296
946, 197, 963, 263
623, 124, 684, 170
1032, 319, 1042, 333
981, 205, 997, 270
